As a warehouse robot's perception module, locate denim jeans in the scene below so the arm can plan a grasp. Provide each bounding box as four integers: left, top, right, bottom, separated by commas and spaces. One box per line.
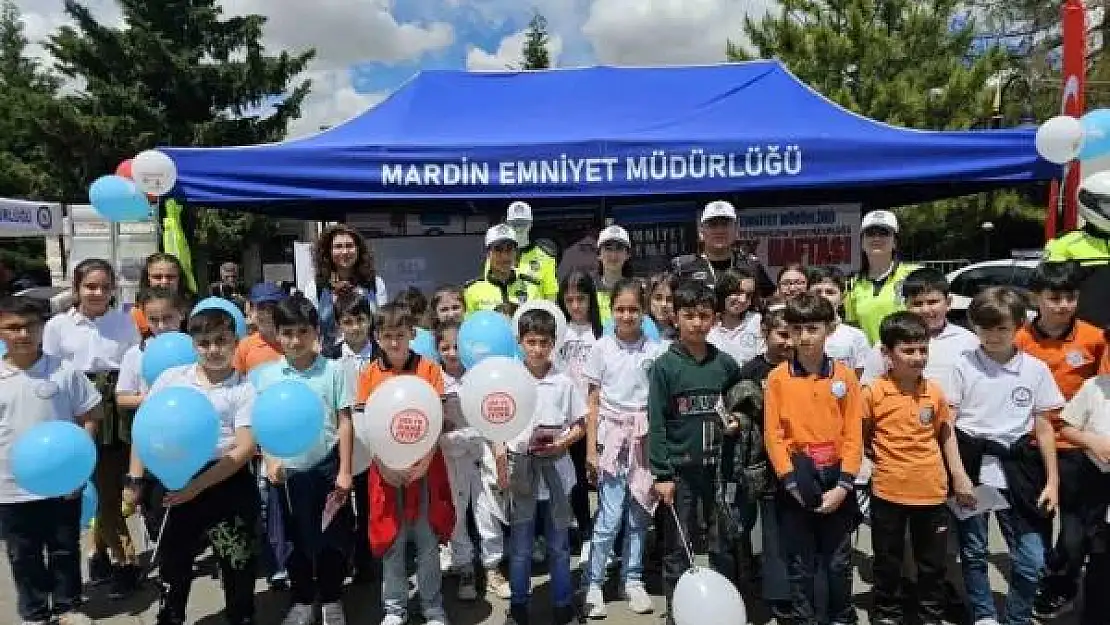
510, 503, 572, 610
957, 504, 1044, 625
587, 470, 651, 587
0, 497, 82, 622
381, 490, 445, 621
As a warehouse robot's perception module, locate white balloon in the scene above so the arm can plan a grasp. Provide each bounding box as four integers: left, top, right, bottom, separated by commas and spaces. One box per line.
672, 567, 747, 625
131, 150, 178, 196
512, 299, 568, 350
458, 356, 537, 444
361, 375, 444, 471
1036, 116, 1084, 164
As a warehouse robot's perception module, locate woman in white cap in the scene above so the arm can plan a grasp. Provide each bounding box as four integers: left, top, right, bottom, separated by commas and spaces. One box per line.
595, 225, 634, 325
671, 200, 774, 297
843, 209, 921, 345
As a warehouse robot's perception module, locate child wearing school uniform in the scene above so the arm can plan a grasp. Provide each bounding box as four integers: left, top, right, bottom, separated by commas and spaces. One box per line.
1057, 371, 1110, 625
948, 287, 1064, 625
321, 294, 377, 584
357, 303, 454, 625
764, 294, 863, 625
125, 307, 260, 625
502, 308, 586, 625
0, 295, 102, 625
707, 269, 764, 368
436, 319, 510, 601
42, 258, 142, 596
864, 311, 969, 625
1014, 261, 1106, 618
807, 266, 870, 377
647, 280, 742, 624
232, 283, 287, 375
581, 279, 660, 618
253, 294, 355, 625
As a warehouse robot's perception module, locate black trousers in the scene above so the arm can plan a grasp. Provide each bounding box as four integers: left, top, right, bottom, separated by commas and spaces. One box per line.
0, 497, 82, 621
352, 470, 373, 574
661, 466, 725, 619
870, 497, 948, 624
568, 438, 592, 540
778, 488, 859, 625
156, 467, 259, 625
1041, 450, 1098, 599
1083, 520, 1110, 625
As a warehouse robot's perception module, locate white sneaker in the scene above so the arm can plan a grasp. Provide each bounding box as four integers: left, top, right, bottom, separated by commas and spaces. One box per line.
424, 610, 449, 625
487, 568, 512, 600
439, 545, 454, 574
380, 615, 407, 625
55, 614, 95, 625
623, 582, 653, 614
579, 541, 591, 567
585, 584, 607, 619
321, 602, 347, 625
973, 620, 1001, 625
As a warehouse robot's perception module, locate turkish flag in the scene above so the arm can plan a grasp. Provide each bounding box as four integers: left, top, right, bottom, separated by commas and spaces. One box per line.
1048, 0, 1086, 239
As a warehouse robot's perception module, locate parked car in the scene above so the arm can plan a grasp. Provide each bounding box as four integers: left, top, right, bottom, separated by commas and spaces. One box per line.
945, 259, 1039, 325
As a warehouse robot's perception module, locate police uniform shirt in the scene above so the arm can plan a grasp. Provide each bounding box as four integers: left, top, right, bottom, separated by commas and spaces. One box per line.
671, 252, 775, 296
463, 269, 542, 313
1045, 228, 1110, 329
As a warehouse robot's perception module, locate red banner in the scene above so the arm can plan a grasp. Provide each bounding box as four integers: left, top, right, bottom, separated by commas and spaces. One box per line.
1049, 0, 1087, 238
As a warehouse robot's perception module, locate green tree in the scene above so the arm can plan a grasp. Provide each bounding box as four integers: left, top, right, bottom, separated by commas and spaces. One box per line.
521, 13, 551, 70
41, 0, 314, 277
729, 0, 1043, 259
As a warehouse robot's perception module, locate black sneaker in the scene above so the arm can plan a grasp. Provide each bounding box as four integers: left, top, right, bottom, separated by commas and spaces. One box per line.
86, 552, 113, 586
1033, 587, 1074, 619
108, 564, 141, 599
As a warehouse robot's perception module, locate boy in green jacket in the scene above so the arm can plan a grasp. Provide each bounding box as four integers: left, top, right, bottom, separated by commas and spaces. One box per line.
648, 280, 743, 625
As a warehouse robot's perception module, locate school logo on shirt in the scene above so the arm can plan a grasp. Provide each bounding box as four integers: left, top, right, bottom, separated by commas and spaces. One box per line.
831, 380, 847, 399
1011, 386, 1034, 408
481, 392, 516, 425
1066, 350, 1087, 368
390, 409, 430, 445
919, 405, 935, 426
34, 381, 59, 399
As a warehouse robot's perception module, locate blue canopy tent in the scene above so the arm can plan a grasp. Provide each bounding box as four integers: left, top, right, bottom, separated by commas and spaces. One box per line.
161, 60, 1058, 218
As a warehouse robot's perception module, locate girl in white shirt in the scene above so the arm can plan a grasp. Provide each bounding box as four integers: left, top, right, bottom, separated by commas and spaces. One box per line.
42, 258, 142, 597
555, 271, 603, 553
435, 321, 510, 601
582, 279, 661, 618
808, 266, 870, 376
707, 269, 764, 368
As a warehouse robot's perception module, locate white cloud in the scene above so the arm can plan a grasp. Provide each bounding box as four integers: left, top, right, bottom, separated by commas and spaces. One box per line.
286, 70, 387, 138
466, 29, 564, 71
583, 0, 772, 65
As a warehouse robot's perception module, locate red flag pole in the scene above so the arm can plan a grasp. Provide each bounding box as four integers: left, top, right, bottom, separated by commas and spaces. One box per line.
1055, 0, 1087, 235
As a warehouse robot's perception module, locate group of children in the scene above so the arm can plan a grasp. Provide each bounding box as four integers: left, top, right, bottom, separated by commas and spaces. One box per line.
3, 254, 1110, 625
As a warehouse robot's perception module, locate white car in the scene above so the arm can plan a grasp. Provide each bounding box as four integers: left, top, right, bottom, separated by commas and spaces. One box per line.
945, 259, 1039, 323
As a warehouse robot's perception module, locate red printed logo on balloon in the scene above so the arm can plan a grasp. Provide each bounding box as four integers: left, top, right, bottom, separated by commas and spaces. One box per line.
389, 409, 429, 445
481, 392, 516, 425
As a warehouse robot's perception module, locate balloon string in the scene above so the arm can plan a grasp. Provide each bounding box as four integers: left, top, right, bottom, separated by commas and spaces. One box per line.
148, 506, 172, 566
667, 503, 696, 569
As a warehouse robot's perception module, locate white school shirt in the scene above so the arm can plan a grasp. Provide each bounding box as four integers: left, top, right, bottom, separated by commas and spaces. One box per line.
1061, 375, 1110, 473
42, 308, 140, 373
824, 323, 870, 371
116, 344, 146, 395
505, 367, 586, 500
949, 349, 1065, 488
0, 355, 101, 503
336, 340, 376, 399
148, 364, 254, 459
555, 323, 598, 395
581, 334, 662, 443
707, 311, 764, 368
861, 322, 979, 399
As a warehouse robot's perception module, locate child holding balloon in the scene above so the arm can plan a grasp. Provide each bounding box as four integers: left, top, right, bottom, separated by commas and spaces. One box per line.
436, 319, 510, 600
129, 306, 260, 625
582, 279, 662, 618
358, 302, 454, 625
502, 308, 587, 625
254, 294, 355, 625
0, 295, 103, 625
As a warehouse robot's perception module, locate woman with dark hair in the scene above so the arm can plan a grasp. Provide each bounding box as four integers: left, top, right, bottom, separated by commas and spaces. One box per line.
313, 224, 388, 348
42, 258, 143, 598
844, 210, 920, 345
133, 252, 196, 339
595, 225, 635, 325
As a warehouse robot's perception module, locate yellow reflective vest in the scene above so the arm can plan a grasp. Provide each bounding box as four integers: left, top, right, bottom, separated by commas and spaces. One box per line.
1044, 229, 1110, 266
844, 261, 921, 346
463, 270, 543, 313
484, 244, 558, 301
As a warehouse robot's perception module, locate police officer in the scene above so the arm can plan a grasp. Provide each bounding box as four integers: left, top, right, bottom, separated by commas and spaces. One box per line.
464, 224, 544, 313
505, 201, 559, 300
1044, 173, 1110, 329
671, 200, 774, 296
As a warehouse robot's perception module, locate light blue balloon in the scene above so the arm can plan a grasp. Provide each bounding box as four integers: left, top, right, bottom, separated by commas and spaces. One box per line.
11, 421, 96, 498
141, 332, 198, 386
88, 175, 150, 222
603, 316, 661, 342
1080, 109, 1110, 160
252, 380, 325, 459
133, 387, 219, 490
80, 481, 98, 528
0, 339, 6, 357
410, 328, 440, 361
191, 297, 248, 339
459, 310, 517, 369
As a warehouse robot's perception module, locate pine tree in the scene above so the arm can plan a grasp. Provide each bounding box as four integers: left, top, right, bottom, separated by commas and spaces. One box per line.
521, 13, 551, 70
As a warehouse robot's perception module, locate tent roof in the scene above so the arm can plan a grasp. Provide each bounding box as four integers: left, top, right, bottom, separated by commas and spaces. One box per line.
162, 60, 1058, 210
